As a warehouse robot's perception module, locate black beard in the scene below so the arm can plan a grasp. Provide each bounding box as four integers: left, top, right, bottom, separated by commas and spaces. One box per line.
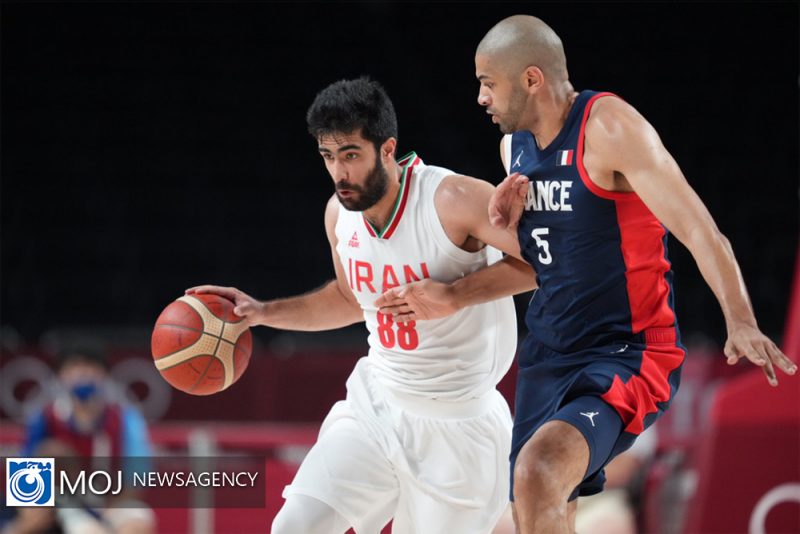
336, 158, 389, 212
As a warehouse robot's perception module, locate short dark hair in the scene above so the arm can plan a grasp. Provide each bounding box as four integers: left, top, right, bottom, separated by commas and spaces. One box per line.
306, 77, 398, 151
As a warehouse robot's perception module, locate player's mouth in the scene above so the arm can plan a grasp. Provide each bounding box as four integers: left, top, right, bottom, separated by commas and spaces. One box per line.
337, 189, 355, 198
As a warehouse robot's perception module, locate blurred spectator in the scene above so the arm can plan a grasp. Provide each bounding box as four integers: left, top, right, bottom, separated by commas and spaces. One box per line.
3, 346, 155, 534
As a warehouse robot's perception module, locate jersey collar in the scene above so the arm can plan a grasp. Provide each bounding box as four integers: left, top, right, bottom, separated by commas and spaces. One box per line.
362, 151, 420, 239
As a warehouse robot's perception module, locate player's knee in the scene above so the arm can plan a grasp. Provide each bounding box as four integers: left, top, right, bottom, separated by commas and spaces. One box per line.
513, 454, 556, 501
515, 426, 586, 502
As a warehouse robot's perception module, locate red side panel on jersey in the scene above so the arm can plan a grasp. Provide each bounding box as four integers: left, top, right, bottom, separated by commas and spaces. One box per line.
601, 200, 684, 434
602, 328, 685, 434
615, 199, 675, 333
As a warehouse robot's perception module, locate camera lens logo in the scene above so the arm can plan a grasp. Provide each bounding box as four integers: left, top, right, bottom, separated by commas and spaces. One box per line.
5, 458, 55, 507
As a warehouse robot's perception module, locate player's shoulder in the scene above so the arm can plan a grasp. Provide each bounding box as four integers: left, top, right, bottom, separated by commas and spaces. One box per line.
325, 193, 341, 213
586, 94, 650, 144
435, 174, 494, 209
433, 174, 495, 236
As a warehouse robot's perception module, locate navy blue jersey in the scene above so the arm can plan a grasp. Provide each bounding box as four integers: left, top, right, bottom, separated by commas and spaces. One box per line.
506, 91, 685, 484
507, 91, 687, 438
509, 90, 678, 355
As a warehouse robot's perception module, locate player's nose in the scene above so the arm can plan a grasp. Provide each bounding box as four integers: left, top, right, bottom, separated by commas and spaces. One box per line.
477, 91, 491, 107
330, 159, 348, 182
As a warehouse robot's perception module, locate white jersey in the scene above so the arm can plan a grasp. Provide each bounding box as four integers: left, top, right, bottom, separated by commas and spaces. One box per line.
335, 152, 516, 401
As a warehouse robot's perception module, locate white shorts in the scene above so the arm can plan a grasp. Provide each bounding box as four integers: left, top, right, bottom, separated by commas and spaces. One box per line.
282, 357, 512, 534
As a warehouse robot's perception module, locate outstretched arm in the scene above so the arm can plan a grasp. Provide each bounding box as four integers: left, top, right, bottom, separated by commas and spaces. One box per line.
376, 254, 534, 322
587, 96, 796, 385
376, 173, 536, 321
187, 196, 364, 331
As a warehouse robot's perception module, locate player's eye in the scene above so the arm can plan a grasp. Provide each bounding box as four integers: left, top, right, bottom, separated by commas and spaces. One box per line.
345, 152, 359, 160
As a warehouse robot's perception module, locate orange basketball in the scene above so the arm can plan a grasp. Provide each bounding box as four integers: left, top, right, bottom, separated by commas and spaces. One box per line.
151, 293, 252, 395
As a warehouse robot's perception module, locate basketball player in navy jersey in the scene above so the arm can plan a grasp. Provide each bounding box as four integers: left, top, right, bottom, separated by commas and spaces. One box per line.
376, 15, 797, 534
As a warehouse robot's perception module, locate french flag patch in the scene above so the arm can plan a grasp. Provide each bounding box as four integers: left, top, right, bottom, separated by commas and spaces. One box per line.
556, 149, 574, 166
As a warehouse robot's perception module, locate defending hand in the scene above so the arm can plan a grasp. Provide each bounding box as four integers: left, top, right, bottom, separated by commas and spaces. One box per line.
489, 172, 529, 229
724, 324, 797, 386
375, 280, 459, 322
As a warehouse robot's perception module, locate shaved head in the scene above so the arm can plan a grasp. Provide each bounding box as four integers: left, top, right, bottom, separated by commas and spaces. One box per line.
477, 15, 568, 82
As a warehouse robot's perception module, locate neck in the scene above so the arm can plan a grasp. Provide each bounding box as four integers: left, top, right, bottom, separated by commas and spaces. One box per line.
529, 81, 577, 150
363, 160, 402, 231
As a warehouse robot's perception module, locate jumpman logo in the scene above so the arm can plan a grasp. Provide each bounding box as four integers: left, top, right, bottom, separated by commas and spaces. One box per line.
580, 411, 600, 427
512, 150, 523, 168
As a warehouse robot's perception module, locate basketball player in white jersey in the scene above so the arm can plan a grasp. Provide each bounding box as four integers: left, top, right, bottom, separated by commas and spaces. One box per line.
187, 77, 535, 533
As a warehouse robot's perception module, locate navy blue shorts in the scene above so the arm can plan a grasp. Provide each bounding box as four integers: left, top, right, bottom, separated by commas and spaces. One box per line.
510, 327, 685, 501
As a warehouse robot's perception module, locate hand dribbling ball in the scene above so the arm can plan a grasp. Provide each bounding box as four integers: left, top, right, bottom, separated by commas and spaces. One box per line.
151, 294, 252, 395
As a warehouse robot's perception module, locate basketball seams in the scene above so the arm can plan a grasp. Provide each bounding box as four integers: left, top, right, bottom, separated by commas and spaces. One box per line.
175, 295, 231, 391
154, 333, 218, 370
154, 323, 204, 335
188, 333, 224, 393
188, 360, 208, 374
221, 320, 249, 344
159, 354, 215, 373
152, 294, 252, 395
154, 323, 247, 386
177, 296, 224, 336
153, 326, 236, 358
214, 340, 236, 390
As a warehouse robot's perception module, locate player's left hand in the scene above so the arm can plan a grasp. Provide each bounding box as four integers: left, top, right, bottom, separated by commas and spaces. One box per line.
724, 324, 797, 386
489, 172, 529, 229
375, 279, 459, 322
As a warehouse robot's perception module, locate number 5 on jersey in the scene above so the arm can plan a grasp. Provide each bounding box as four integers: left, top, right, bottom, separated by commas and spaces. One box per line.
531, 227, 553, 265
377, 312, 419, 350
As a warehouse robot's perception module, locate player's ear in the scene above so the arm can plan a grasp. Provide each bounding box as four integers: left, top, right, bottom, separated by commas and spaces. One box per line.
523, 66, 544, 94
380, 138, 397, 160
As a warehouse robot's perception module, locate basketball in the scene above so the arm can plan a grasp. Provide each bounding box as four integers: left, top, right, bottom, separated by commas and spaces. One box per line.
151, 293, 253, 395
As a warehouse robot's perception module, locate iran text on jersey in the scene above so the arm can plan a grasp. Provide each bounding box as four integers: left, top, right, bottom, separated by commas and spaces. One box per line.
334, 152, 517, 401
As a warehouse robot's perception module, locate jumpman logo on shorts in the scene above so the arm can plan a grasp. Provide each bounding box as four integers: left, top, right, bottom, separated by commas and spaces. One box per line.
580, 411, 600, 427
